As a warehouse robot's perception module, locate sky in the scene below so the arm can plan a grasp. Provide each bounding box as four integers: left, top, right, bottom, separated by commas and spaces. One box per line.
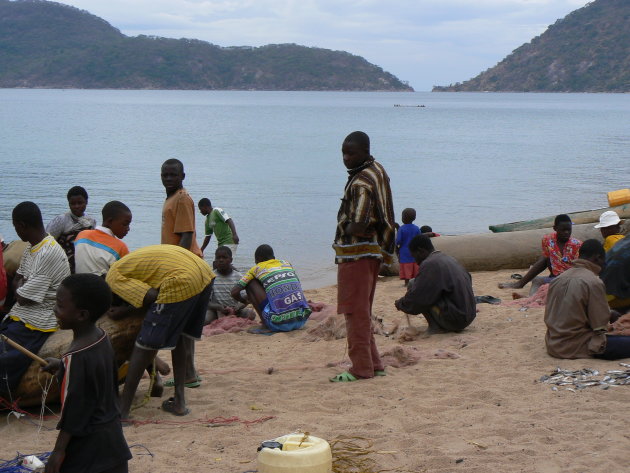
57, 0, 590, 91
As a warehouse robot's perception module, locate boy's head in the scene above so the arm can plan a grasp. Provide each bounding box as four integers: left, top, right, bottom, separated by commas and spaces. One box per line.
102, 201, 132, 239
408, 234, 435, 265
161, 158, 185, 194
578, 239, 605, 268
55, 273, 112, 328
420, 225, 433, 234
594, 210, 622, 239
214, 246, 233, 273
553, 214, 573, 243
254, 244, 275, 264
341, 131, 370, 170
402, 208, 416, 224
12, 201, 44, 241
66, 186, 89, 218
198, 197, 212, 216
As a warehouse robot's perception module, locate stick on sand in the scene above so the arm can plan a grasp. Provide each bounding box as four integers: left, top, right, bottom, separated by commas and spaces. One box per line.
0, 334, 48, 366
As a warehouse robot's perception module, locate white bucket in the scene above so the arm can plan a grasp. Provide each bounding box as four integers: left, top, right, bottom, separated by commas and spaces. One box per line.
257, 433, 332, 473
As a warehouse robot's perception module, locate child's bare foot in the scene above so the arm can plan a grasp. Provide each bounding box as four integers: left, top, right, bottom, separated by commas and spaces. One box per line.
155, 357, 171, 376
511, 292, 525, 300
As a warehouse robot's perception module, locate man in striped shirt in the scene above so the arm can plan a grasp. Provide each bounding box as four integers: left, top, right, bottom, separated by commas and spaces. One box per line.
106, 245, 214, 418
331, 131, 395, 382
1, 202, 70, 397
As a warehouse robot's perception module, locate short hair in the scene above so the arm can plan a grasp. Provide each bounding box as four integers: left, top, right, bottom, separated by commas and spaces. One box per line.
198, 198, 211, 207
402, 208, 416, 222
420, 225, 433, 233
255, 244, 275, 262
579, 239, 605, 260
343, 131, 370, 153
162, 158, 184, 173
66, 186, 88, 202
554, 214, 572, 226
408, 234, 434, 253
102, 201, 130, 221
215, 245, 232, 258
61, 273, 112, 322
12, 201, 43, 228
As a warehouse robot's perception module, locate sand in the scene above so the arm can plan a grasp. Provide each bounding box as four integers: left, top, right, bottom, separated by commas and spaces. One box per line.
3, 269, 629, 472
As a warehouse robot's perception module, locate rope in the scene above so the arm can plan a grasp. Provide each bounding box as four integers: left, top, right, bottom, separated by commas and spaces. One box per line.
330, 436, 415, 473
0, 452, 51, 473
131, 360, 156, 412
125, 414, 275, 428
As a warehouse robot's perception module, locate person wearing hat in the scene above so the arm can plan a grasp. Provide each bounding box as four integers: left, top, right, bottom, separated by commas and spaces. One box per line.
594, 210, 625, 252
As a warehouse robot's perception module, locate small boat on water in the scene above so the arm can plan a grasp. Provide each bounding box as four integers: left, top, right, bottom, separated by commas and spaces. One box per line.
489, 203, 630, 233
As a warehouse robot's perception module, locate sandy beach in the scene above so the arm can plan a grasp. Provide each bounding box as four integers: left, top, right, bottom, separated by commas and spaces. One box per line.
3, 269, 629, 472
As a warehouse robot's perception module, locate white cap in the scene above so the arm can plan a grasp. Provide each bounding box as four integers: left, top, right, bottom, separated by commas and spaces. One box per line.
594, 210, 621, 228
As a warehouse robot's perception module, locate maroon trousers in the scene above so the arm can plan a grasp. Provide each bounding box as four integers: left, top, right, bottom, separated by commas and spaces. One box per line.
337, 258, 384, 379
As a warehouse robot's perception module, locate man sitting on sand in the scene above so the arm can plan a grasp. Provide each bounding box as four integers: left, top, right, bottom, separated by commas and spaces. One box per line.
498, 214, 582, 295
106, 245, 214, 418
595, 210, 624, 252
230, 244, 311, 333
394, 234, 476, 335
544, 239, 630, 359
601, 235, 630, 311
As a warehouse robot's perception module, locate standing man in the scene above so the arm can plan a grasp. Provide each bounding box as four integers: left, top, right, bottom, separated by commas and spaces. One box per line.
331, 131, 395, 382
160, 158, 202, 257
198, 198, 240, 258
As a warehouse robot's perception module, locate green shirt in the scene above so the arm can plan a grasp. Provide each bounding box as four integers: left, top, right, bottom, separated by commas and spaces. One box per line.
205, 208, 234, 246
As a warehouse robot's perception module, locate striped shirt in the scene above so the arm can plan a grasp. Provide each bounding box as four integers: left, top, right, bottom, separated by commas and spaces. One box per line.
106, 244, 215, 308
9, 235, 70, 331
74, 226, 129, 276
333, 158, 396, 265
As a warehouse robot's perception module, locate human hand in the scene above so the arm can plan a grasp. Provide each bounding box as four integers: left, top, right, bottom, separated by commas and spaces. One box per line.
143, 288, 159, 307
40, 357, 61, 374
233, 235, 240, 244
45, 450, 65, 473
106, 306, 131, 320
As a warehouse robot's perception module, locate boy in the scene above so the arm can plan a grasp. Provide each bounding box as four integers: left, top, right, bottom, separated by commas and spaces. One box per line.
206, 246, 254, 324
230, 244, 310, 332
74, 201, 132, 276
105, 245, 214, 418
395, 208, 421, 286
198, 198, 240, 257
331, 131, 395, 382
0, 202, 70, 398
46, 186, 97, 273
594, 210, 624, 252
498, 214, 582, 295
42, 274, 131, 473
161, 159, 202, 257
420, 225, 440, 238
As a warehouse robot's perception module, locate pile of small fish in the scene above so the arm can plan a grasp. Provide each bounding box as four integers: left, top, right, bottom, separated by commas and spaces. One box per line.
539, 363, 630, 391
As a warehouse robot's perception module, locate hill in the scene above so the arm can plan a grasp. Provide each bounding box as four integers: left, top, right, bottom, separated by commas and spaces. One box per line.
0, 0, 413, 91
433, 0, 630, 92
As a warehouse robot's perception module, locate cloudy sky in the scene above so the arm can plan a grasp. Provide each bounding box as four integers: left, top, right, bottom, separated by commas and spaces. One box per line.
58, 0, 589, 90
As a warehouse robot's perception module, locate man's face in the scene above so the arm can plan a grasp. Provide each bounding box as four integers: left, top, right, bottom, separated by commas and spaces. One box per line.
214, 251, 232, 273
161, 164, 184, 193
68, 195, 87, 218
554, 222, 572, 243
342, 141, 369, 170
108, 211, 132, 239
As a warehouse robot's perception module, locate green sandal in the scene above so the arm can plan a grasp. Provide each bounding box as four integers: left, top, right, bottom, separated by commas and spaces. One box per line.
375, 370, 386, 377
164, 376, 202, 388
329, 371, 358, 382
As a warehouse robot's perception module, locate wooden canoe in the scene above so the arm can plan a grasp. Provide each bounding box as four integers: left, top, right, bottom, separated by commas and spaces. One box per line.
488, 204, 630, 233
13, 310, 144, 407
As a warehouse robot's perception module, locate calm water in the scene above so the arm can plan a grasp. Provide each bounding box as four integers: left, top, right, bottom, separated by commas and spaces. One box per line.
1, 90, 629, 288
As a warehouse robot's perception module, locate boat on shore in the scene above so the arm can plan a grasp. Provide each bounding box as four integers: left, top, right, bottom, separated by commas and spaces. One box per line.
489, 204, 630, 233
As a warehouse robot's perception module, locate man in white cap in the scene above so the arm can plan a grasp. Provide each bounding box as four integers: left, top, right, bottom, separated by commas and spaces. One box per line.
594, 210, 624, 252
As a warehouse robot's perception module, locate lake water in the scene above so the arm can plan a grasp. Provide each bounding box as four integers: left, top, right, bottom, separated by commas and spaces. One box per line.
1, 90, 629, 288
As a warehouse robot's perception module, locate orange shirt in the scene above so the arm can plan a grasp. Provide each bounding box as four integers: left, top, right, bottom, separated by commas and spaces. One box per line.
161, 188, 202, 257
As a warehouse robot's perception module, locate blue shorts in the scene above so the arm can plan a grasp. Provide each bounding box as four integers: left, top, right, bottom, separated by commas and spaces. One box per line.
258, 298, 310, 332
136, 285, 212, 350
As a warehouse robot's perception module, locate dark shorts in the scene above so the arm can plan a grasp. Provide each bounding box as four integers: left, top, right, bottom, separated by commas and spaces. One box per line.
136, 285, 212, 350
0, 317, 51, 396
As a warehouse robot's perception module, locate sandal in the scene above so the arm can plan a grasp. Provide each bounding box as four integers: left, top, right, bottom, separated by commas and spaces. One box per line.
161, 397, 190, 416
329, 371, 358, 382
164, 376, 201, 388
475, 295, 502, 305
374, 370, 386, 377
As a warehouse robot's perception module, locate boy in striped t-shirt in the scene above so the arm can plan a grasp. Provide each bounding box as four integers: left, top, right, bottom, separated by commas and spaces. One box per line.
0, 202, 70, 398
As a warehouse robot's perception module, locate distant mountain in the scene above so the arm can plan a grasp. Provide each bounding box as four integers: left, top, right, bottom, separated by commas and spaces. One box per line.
433, 0, 630, 92
0, 0, 413, 91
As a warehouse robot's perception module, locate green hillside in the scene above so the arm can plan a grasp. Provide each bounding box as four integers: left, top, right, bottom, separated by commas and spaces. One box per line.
0, 0, 413, 91
433, 0, 630, 92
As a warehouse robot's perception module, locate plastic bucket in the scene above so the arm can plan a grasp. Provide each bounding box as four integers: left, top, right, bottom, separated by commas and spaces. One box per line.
257, 433, 332, 473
